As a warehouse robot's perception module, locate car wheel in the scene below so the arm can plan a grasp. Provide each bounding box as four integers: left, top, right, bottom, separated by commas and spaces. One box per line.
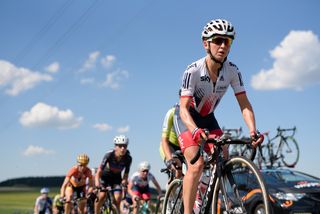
254, 203, 266, 214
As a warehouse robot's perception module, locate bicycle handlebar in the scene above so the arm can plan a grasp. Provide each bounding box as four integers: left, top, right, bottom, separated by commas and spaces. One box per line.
277, 126, 296, 136
190, 134, 256, 165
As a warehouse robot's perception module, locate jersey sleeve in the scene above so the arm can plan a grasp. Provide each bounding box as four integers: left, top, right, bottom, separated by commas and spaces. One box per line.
124, 154, 132, 174
228, 61, 246, 95
99, 151, 112, 170
180, 63, 198, 97
161, 108, 174, 138
66, 167, 77, 178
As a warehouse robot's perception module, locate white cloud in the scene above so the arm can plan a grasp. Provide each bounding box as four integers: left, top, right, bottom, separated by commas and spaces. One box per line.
93, 123, 113, 132
78, 51, 100, 72
45, 62, 60, 73
0, 60, 52, 96
102, 69, 129, 90
251, 31, 320, 90
23, 145, 55, 156
117, 125, 130, 133
101, 55, 116, 69
20, 102, 83, 129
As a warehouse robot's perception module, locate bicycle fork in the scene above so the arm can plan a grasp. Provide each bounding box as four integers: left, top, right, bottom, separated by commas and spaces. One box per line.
217, 162, 245, 214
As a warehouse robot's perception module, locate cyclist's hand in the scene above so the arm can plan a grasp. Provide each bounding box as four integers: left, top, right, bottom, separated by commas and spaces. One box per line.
192, 128, 207, 143
121, 179, 128, 187
250, 130, 264, 148
59, 196, 65, 203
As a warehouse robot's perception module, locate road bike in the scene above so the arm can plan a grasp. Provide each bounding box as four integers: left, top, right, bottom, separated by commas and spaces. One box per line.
97, 186, 119, 214
162, 132, 270, 214
257, 126, 299, 168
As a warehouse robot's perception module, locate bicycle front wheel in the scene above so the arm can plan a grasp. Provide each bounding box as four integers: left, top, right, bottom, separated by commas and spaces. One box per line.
212, 156, 270, 214
162, 179, 183, 214
101, 204, 119, 214
281, 136, 299, 167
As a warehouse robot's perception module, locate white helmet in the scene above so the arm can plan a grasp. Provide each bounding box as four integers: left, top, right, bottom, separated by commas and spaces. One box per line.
202, 19, 235, 39
139, 161, 151, 171
114, 135, 129, 145
40, 187, 49, 194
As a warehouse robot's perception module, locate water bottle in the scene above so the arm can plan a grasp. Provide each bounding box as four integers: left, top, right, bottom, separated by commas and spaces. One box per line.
194, 168, 210, 214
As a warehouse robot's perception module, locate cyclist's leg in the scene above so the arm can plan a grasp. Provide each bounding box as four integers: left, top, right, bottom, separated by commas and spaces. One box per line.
77, 186, 88, 214
131, 188, 142, 214
113, 184, 122, 211
64, 185, 73, 214
95, 190, 106, 213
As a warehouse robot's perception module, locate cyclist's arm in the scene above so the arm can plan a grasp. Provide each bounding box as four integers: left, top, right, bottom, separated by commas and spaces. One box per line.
60, 176, 70, 198
236, 93, 256, 133
180, 96, 207, 140
95, 167, 103, 187
151, 176, 162, 195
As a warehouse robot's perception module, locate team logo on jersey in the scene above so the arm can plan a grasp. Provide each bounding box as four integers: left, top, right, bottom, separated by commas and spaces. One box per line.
219, 75, 224, 81
200, 75, 210, 82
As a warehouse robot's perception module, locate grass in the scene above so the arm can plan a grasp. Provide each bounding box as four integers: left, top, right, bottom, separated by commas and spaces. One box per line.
0, 187, 59, 213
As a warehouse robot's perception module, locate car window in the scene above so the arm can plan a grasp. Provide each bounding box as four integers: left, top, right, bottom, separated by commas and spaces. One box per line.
264, 170, 319, 183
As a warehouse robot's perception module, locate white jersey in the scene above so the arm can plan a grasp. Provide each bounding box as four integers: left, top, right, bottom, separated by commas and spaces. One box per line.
130, 171, 155, 188
180, 57, 245, 116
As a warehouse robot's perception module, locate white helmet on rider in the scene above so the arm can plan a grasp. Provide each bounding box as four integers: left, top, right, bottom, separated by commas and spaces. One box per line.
139, 161, 151, 171
202, 19, 235, 40
114, 135, 129, 145
40, 187, 49, 194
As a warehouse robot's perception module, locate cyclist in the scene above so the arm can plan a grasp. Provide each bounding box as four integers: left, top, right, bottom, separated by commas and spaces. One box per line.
52, 194, 64, 214
159, 104, 183, 178
34, 187, 52, 214
175, 18, 264, 214
95, 135, 132, 213
127, 161, 162, 214
60, 154, 93, 214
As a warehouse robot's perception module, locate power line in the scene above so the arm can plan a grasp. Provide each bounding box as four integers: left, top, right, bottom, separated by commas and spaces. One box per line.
13, 0, 75, 65
32, 0, 101, 70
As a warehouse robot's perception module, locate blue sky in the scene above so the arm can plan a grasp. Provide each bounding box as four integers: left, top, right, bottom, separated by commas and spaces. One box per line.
1, 0, 319, 187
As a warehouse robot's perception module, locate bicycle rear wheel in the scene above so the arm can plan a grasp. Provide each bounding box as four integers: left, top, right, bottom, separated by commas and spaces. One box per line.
162, 179, 184, 214
212, 156, 270, 214
281, 136, 299, 167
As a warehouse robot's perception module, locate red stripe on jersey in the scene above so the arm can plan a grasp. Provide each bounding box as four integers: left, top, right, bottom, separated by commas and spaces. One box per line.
235, 91, 246, 96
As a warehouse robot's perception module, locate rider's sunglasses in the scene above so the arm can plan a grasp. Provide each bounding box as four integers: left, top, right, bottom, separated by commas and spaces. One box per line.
142, 170, 149, 173
116, 144, 127, 149
208, 36, 233, 46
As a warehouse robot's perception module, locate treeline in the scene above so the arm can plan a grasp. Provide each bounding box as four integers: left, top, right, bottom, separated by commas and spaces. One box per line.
0, 176, 65, 187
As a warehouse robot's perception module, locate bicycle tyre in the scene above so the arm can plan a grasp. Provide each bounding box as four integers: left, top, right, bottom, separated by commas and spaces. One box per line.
211, 156, 270, 214
281, 136, 299, 167
101, 203, 119, 214
155, 196, 164, 214
162, 179, 183, 214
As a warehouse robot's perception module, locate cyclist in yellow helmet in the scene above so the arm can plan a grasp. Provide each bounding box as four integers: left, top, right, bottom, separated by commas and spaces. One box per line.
60, 154, 93, 214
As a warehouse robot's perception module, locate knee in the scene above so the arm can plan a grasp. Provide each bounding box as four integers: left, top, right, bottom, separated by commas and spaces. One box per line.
188, 160, 204, 175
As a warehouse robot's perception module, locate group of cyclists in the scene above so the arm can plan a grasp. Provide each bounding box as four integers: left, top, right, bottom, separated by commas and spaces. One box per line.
35, 18, 264, 214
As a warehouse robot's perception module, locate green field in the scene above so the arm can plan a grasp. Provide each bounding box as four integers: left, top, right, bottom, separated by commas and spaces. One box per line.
0, 187, 59, 214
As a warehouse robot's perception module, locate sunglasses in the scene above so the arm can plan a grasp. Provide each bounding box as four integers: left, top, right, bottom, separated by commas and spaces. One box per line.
116, 144, 127, 149
208, 36, 233, 46
77, 163, 87, 167
142, 170, 149, 173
